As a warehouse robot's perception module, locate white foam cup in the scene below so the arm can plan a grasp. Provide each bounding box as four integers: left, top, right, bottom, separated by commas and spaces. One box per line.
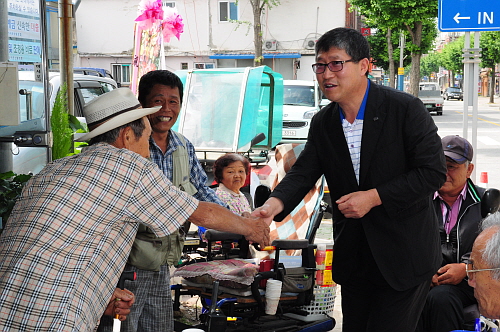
265, 279, 282, 298
265, 297, 280, 315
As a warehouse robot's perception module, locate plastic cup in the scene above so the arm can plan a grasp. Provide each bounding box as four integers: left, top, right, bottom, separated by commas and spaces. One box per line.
265, 297, 280, 315
265, 280, 282, 298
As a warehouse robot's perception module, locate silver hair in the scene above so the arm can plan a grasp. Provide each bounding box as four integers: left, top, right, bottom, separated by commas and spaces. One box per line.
479, 212, 500, 280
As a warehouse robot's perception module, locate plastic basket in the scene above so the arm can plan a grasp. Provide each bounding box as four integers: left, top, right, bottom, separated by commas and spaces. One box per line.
300, 284, 337, 316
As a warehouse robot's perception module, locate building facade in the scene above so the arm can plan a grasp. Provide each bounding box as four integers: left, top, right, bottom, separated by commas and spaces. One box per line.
75, 0, 359, 84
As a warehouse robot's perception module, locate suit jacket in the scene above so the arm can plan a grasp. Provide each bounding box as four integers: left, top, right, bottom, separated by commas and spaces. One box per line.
271, 83, 447, 291
435, 179, 485, 266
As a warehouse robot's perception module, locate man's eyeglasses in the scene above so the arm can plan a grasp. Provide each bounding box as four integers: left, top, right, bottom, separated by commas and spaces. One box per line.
312, 60, 354, 74
465, 259, 500, 280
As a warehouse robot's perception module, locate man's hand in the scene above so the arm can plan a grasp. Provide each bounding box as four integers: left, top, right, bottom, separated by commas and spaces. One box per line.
430, 273, 440, 287
436, 263, 467, 285
336, 189, 381, 219
241, 215, 271, 247
251, 197, 284, 226
104, 288, 135, 321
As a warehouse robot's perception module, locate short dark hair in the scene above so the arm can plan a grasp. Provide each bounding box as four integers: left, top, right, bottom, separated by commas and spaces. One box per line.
88, 117, 146, 145
315, 28, 370, 75
138, 70, 184, 106
213, 153, 251, 184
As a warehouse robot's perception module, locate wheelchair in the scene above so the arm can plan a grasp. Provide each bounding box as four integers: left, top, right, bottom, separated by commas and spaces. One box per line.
172, 143, 336, 332
173, 237, 334, 332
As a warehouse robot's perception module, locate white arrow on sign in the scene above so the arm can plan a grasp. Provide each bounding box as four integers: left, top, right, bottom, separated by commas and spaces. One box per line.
454, 13, 471, 24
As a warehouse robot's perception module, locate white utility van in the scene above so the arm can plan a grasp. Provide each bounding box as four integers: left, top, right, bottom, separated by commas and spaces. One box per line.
281, 80, 320, 144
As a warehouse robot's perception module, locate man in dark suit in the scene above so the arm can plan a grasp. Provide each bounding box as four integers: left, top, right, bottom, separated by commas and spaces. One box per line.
253, 28, 447, 331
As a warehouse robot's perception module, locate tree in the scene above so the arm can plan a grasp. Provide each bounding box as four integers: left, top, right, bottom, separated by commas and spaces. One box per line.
480, 31, 500, 103
350, 0, 438, 96
366, 27, 409, 88
420, 52, 441, 79
246, 0, 280, 67
349, 0, 398, 88
368, 23, 435, 85
439, 36, 465, 88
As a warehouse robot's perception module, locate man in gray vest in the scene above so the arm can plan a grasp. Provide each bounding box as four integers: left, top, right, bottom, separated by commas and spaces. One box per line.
100, 70, 228, 332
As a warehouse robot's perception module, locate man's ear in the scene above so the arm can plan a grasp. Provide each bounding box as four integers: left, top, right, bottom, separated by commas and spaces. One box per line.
112, 127, 131, 149
361, 58, 370, 76
467, 162, 475, 177
122, 126, 134, 149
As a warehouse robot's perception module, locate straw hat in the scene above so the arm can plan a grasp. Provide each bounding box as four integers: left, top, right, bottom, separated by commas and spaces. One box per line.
75, 88, 160, 142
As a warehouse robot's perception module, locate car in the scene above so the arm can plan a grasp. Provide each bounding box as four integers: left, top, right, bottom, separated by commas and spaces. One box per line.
320, 98, 330, 109
281, 80, 320, 144
0, 71, 118, 175
443, 87, 463, 101
73, 67, 115, 80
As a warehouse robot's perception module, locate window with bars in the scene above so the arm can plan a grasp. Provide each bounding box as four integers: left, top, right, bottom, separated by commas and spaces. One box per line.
112, 64, 131, 85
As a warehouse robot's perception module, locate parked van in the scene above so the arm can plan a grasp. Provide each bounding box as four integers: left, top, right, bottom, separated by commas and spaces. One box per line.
281, 80, 320, 144
0, 72, 118, 175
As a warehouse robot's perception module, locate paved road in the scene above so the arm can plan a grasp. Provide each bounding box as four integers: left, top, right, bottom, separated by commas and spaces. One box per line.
434, 96, 500, 189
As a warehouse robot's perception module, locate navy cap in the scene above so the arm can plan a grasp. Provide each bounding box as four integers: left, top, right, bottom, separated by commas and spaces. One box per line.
442, 135, 473, 164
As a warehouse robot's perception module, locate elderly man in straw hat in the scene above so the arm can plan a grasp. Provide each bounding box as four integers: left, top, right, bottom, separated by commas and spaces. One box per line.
0, 88, 270, 332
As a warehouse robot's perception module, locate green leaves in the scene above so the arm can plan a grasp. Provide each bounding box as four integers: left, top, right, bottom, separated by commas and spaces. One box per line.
480, 31, 500, 69
0, 171, 32, 227
68, 113, 87, 132
50, 83, 73, 160
440, 36, 465, 74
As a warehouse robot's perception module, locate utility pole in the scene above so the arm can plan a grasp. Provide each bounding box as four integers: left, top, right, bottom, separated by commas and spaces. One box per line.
462, 31, 481, 182
58, 0, 74, 117
397, 32, 405, 91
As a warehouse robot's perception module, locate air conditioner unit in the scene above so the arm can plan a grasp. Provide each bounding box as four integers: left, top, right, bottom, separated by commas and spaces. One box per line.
304, 38, 317, 50
264, 39, 277, 51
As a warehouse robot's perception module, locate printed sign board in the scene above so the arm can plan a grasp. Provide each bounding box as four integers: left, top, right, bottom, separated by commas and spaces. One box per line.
439, 0, 500, 31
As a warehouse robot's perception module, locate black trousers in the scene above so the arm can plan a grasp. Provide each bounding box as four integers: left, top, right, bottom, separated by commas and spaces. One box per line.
340, 233, 430, 332
415, 280, 476, 332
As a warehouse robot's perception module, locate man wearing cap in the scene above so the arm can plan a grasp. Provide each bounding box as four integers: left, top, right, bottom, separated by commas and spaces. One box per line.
416, 135, 485, 332
0, 88, 270, 332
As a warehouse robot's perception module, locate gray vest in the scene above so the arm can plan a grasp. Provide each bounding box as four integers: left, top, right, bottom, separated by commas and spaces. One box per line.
127, 133, 198, 271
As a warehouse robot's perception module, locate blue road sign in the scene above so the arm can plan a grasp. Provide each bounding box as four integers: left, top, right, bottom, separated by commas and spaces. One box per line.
439, 0, 500, 31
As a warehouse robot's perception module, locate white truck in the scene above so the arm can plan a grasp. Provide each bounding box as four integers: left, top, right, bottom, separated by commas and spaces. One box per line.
281, 80, 320, 144
418, 82, 444, 116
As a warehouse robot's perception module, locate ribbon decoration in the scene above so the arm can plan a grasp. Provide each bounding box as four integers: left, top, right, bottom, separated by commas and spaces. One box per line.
162, 8, 184, 42
131, 0, 184, 93
135, 0, 164, 30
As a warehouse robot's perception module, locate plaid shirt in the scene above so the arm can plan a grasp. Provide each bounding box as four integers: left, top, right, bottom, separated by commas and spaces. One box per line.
0, 143, 198, 331
149, 130, 225, 205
